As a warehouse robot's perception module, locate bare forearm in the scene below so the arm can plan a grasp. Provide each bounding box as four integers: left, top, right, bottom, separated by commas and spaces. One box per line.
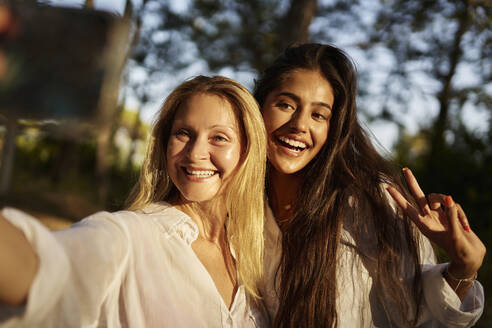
0, 214, 39, 306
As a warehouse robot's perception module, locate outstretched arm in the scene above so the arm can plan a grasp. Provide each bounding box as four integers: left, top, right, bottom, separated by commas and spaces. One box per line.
0, 208, 131, 327
386, 168, 486, 301
0, 215, 38, 306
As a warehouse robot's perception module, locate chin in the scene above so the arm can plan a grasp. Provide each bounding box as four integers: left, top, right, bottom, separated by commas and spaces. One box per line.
181, 195, 214, 203
281, 168, 303, 175
270, 160, 303, 175
180, 190, 219, 203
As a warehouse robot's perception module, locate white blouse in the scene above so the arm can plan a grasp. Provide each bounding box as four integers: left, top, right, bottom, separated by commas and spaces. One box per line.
260, 205, 484, 328
0, 204, 268, 328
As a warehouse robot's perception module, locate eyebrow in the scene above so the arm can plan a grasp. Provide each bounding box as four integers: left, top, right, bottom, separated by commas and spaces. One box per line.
210, 124, 238, 132
174, 122, 238, 133
276, 92, 332, 110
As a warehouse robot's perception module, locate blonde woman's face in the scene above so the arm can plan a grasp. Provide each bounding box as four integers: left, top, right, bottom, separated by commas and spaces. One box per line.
166, 93, 243, 203
262, 69, 334, 175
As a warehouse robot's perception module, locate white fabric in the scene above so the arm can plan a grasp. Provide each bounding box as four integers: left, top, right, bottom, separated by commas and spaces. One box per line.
0, 203, 268, 328
261, 204, 484, 328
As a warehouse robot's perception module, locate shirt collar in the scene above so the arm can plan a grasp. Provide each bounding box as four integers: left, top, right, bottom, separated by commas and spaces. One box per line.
140, 202, 199, 246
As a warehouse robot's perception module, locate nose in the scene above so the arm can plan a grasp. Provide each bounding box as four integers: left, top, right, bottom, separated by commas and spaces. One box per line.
289, 109, 308, 132
187, 136, 209, 161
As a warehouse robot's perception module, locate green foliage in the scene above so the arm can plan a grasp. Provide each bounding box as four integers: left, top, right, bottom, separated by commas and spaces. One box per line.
118, 108, 150, 140
10, 124, 141, 216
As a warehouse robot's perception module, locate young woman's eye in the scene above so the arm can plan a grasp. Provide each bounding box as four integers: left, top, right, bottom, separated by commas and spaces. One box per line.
275, 102, 294, 110
312, 112, 328, 121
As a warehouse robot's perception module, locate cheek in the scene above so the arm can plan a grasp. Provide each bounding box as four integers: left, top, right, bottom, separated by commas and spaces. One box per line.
262, 107, 283, 134
313, 123, 329, 149
165, 141, 173, 160
166, 139, 184, 166
214, 146, 242, 173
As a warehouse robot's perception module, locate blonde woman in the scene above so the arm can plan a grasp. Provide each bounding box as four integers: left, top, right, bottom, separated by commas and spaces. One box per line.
0, 76, 268, 327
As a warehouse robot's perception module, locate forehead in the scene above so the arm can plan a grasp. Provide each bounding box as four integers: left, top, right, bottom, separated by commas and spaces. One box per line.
280, 69, 332, 90
174, 92, 240, 128
272, 69, 334, 106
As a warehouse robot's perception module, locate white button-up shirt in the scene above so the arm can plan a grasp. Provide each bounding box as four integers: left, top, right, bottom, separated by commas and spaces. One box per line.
0, 204, 268, 328
261, 205, 484, 327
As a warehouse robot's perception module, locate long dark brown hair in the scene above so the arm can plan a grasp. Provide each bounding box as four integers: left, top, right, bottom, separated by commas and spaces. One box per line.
254, 44, 423, 327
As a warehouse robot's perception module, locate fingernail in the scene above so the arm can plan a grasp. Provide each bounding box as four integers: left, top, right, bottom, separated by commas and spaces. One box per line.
402, 167, 409, 172
464, 226, 471, 232
445, 195, 453, 207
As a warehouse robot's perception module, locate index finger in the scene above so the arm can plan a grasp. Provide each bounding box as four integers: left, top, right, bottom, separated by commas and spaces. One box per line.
403, 168, 431, 216
386, 185, 425, 229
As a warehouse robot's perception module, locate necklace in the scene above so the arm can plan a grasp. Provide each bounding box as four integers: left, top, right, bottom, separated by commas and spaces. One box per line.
275, 203, 295, 232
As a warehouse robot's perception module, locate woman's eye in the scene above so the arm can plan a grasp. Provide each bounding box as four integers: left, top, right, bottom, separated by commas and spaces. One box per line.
275, 102, 294, 110
174, 129, 190, 140
312, 112, 328, 121
212, 135, 228, 143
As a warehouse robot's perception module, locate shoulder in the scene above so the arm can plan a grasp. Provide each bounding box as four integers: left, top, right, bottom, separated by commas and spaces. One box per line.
54, 203, 197, 252
116, 202, 199, 245
78, 202, 185, 230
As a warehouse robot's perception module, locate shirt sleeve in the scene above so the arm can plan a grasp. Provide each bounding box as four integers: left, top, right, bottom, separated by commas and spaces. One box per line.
0, 208, 131, 328
416, 235, 484, 327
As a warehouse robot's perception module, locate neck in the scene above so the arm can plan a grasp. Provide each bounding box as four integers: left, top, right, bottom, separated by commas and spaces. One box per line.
173, 198, 227, 243
267, 166, 302, 231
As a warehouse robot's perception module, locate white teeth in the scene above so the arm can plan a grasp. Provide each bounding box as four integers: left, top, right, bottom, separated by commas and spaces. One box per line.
278, 136, 307, 149
185, 168, 216, 177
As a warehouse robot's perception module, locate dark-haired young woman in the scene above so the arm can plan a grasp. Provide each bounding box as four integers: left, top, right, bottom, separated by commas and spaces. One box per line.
254, 43, 485, 327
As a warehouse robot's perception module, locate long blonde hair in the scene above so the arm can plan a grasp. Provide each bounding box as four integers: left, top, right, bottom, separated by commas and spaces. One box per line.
126, 75, 267, 300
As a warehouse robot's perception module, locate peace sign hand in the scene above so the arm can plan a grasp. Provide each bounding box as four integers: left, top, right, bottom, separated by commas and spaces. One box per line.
386, 168, 486, 283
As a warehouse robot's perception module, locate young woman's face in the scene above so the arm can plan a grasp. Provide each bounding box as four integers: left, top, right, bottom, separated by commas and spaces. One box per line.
167, 93, 243, 203
262, 69, 334, 175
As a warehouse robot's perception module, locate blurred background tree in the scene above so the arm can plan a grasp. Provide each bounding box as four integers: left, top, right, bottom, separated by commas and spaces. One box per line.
0, 0, 490, 325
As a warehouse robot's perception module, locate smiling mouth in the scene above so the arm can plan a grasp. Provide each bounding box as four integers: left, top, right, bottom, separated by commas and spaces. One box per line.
182, 167, 218, 179
277, 136, 308, 152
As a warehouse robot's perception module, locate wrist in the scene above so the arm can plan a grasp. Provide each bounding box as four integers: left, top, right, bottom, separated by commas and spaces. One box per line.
447, 262, 478, 281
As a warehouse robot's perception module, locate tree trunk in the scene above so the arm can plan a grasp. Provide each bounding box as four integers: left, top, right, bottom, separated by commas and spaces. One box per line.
0, 119, 18, 197
428, 1, 470, 167
278, 0, 318, 52
94, 1, 132, 204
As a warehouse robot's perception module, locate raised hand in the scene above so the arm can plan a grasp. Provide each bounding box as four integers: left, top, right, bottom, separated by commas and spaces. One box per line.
386, 168, 486, 298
